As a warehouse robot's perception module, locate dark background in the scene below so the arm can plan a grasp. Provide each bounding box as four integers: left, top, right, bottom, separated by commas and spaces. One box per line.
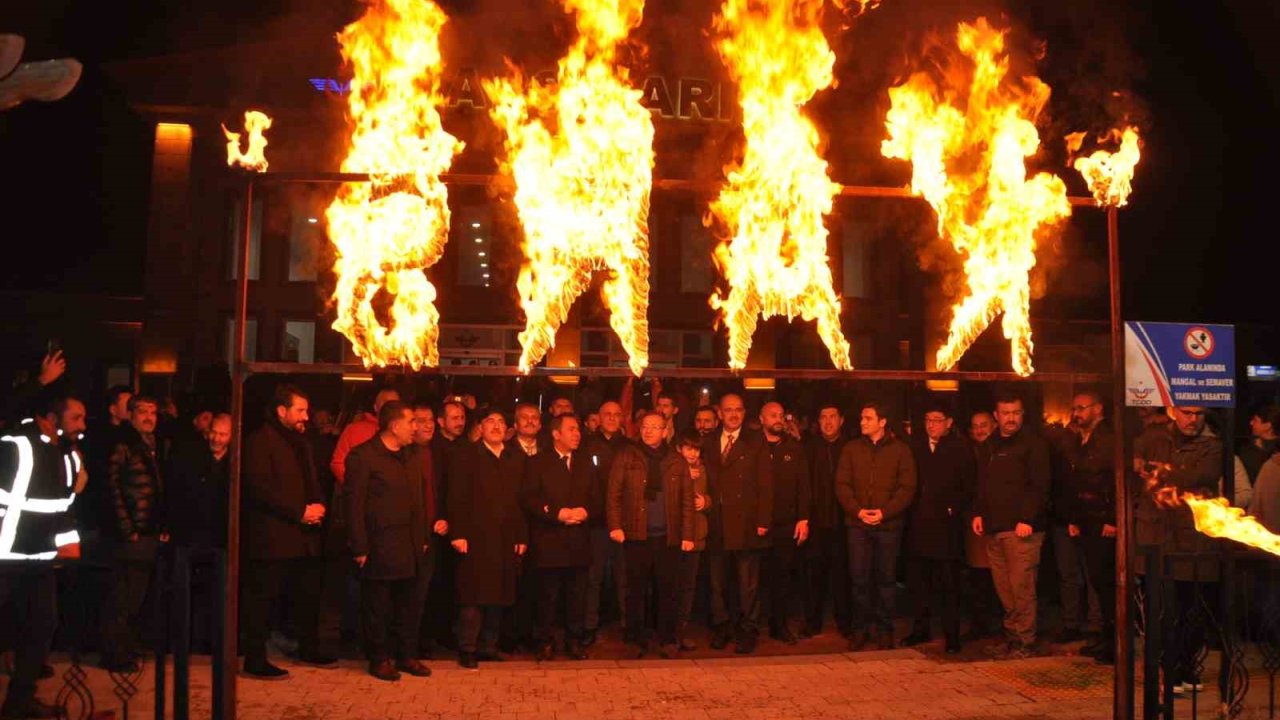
1, 0, 1276, 343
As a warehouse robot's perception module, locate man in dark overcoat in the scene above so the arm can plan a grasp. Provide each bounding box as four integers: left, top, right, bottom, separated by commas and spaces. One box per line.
448, 408, 529, 669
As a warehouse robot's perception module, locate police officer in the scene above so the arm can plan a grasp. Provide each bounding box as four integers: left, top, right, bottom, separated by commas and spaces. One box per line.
1, 390, 84, 719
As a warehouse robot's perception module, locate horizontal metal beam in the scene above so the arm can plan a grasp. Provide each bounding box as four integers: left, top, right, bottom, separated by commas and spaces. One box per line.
241, 171, 1102, 208
244, 361, 1108, 383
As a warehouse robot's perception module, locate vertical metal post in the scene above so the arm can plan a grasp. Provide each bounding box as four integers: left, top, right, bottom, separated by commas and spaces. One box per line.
212, 549, 227, 720
222, 178, 253, 720
172, 548, 191, 720
1108, 205, 1135, 719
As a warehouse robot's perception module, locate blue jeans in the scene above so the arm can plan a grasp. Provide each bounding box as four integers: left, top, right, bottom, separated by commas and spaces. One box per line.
846, 524, 903, 633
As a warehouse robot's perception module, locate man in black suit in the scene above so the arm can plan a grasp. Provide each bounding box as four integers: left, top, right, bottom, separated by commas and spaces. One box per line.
240, 385, 337, 680
901, 402, 975, 654
703, 393, 773, 654
345, 401, 434, 681
521, 414, 597, 661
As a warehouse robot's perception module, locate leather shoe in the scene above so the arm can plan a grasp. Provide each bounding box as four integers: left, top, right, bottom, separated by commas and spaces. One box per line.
1080, 639, 1106, 657
659, 643, 679, 659
944, 639, 962, 655
876, 631, 897, 650
734, 634, 757, 654
710, 624, 731, 650
847, 631, 869, 652
536, 644, 554, 662
580, 630, 597, 648
476, 650, 506, 662
678, 636, 698, 652
368, 659, 400, 682
565, 641, 588, 660
240, 660, 289, 681
0, 698, 61, 719
901, 631, 931, 647
769, 627, 797, 645
458, 652, 479, 670
396, 658, 432, 677
296, 651, 339, 668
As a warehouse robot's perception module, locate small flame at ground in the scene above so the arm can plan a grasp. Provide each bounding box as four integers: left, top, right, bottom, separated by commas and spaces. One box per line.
484, 0, 655, 377
326, 0, 464, 370
707, 0, 856, 371
1066, 126, 1141, 208
223, 110, 272, 172
881, 18, 1071, 376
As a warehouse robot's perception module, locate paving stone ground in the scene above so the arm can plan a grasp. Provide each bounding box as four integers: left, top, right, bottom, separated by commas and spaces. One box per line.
15, 632, 1279, 718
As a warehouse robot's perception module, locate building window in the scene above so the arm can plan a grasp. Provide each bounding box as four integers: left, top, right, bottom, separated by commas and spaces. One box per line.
455, 204, 493, 287
228, 198, 262, 280
680, 213, 715, 294
841, 224, 868, 299
225, 317, 258, 367
282, 321, 316, 363
288, 198, 325, 282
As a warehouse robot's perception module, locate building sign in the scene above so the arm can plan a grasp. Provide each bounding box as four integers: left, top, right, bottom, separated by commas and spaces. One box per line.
1247, 365, 1279, 381
1124, 321, 1235, 408
310, 68, 734, 122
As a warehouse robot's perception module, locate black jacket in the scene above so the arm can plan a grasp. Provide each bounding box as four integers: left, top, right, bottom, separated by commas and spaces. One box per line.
805, 434, 849, 529
448, 441, 529, 606
0, 422, 78, 560
521, 449, 598, 568
766, 436, 810, 526
584, 431, 631, 527
345, 437, 429, 581
1062, 424, 1115, 530
166, 444, 229, 549
905, 433, 975, 559
703, 428, 773, 551
106, 424, 166, 539
973, 429, 1051, 534
242, 421, 325, 560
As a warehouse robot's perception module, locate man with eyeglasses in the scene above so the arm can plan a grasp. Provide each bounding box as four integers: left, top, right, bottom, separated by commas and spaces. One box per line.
1134, 405, 1222, 696
971, 392, 1050, 658
1062, 391, 1116, 664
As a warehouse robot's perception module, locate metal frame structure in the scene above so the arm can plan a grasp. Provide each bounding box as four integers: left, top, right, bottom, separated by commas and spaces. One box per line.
223, 172, 1128, 718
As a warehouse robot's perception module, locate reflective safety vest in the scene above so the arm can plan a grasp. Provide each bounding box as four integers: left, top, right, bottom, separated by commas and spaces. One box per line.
0, 420, 80, 561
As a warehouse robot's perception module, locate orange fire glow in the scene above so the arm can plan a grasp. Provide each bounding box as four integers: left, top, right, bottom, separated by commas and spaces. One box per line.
222, 110, 272, 172
706, 0, 858, 371
325, 0, 464, 370
1066, 126, 1141, 208
484, 0, 655, 376
1147, 485, 1280, 558
881, 18, 1071, 376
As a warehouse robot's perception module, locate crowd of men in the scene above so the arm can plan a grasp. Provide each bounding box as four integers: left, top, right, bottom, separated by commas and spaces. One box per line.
3, 348, 1277, 715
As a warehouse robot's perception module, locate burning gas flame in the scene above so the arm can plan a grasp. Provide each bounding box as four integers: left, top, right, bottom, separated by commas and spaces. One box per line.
1066, 126, 1141, 208
223, 110, 272, 172
707, 0, 855, 371
1148, 483, 1280, 558
881, 18, 1071, 376
1185, 495, 1280, 557
484, 0, 654, 376
325, 0, 464, 370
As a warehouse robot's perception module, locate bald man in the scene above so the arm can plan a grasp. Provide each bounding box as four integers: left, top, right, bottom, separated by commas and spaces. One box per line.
759, 402, 810, 644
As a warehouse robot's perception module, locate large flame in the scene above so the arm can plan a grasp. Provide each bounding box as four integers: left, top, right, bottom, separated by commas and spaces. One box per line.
881, 18, 1071, 376
326, 0, 464, 370
707, 0, 854, 371
484, 0, 655, 376
1066, 126, 1141, 208
1148, 484, 1280, 558
1185, 495, 1280, 557
223, 110, 272, 172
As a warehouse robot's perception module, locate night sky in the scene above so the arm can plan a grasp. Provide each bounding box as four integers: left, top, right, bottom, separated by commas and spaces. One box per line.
1, 0, 1277, 341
